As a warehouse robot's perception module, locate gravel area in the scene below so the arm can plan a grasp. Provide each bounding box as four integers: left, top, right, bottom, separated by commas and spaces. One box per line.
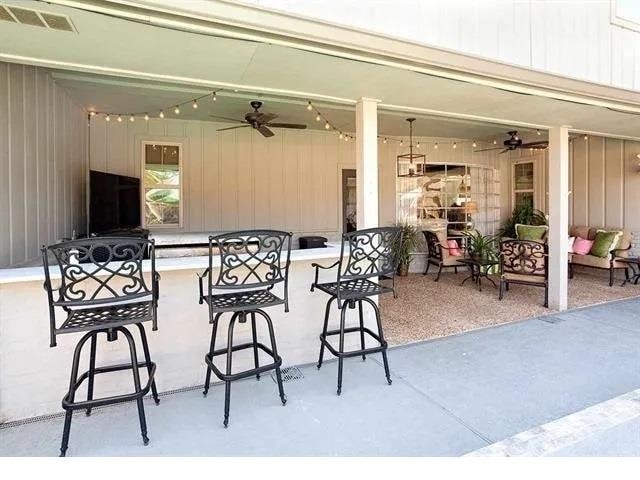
380, 266, 640, 346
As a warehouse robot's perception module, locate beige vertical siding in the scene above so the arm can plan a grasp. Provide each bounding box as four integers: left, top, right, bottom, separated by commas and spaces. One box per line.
0, 62, 87, 268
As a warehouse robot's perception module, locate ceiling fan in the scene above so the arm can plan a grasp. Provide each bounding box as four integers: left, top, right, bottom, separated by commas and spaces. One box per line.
210, 101, 307, 138
474, 130, 548, 154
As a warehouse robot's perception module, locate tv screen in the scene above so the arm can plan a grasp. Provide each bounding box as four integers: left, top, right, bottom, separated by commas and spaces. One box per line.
89, 170, 141, 234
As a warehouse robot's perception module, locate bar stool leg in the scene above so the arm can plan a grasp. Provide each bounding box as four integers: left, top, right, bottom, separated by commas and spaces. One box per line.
203, 312, 221, 396
119, 327, 149, 445
223, 313, 239, 428
60, 330, 95, 457
257, 309, 286, 406
137, 323, 160, 405
336, 300, 348, 396
364, 298, 392, 386
317, 297, 334, 369
85, 334, 97, 416
358, 300, 366, 361
250, 311, 260, 380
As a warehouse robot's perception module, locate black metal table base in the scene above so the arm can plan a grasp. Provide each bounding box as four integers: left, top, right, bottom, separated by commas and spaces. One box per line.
59, 324, 160, 457
459, 265, 497, 292
317, 297, 391, 395
620, 261, 640, 287
202, 309, 286, 428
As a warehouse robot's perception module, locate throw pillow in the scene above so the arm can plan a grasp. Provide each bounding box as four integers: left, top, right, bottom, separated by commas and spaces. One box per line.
590, 230, 621, 258
568, 236, 576, 253
516, 223, 548, 242
573, 237, 594, 255
447, 239, 462, 256
596, 229, 623, 250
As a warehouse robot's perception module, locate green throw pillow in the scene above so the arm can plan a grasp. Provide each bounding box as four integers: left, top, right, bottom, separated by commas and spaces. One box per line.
515, 224, 548, 242
590, 231, 621, 258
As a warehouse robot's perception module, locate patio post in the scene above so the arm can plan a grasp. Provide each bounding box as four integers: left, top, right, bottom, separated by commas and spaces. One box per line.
355, 97, 380, 228
547, 126, 570, 310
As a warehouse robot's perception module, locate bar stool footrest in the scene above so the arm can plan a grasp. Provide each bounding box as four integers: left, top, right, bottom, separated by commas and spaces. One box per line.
62, 361, 157, 411
205, 342, 282, 382
319, 326, 388, 358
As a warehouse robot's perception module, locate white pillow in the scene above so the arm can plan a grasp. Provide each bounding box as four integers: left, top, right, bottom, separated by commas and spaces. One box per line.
568, 236, 575, 253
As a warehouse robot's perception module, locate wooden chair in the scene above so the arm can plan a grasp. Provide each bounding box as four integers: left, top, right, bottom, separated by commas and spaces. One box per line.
498, 239, 548, 307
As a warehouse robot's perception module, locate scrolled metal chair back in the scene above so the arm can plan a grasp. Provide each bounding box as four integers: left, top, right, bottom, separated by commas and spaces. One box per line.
500, 239, 547, 277
209, 230, 292, 290
339, 227, 403, 282
423, 230, 444, 261
42, 237, 155, 308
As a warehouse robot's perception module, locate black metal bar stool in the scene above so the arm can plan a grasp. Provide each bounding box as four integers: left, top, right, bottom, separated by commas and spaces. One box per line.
42, 237, 160, 456
310, 226, 402, 395
197, 230, 291, 427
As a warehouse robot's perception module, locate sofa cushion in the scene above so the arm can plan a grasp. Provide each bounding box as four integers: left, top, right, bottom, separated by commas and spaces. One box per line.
502, 272, 546, 284
570, 253, 610, 269
516, 224, 548, 242
591, 230, 622, 258
569, 225, 591, 240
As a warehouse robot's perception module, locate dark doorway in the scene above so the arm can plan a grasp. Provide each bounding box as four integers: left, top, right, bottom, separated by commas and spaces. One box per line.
342, 169, 357, 233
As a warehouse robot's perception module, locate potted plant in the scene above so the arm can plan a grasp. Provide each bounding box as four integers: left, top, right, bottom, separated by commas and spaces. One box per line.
500, 203, 547, 239
462, 229, 498, 263
392, 221, 419, 276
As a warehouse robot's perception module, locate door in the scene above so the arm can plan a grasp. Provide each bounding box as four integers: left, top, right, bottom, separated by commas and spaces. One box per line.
342, 169, 357, 233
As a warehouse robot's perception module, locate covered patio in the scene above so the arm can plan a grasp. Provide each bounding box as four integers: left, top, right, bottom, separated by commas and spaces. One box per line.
1, 0, 640, 457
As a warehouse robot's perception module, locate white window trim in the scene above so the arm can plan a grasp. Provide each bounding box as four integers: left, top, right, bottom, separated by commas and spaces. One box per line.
512, 159, 536, 211
141, 140, 184, 229
611, 0, 640, 33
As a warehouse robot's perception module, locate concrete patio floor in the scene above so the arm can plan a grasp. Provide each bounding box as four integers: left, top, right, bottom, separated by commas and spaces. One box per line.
1, 297, 639, 456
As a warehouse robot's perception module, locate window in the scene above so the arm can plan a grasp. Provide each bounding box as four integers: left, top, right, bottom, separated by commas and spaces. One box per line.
142, 142, 182, 227
611, 0, 640, 32
513, 161, 534, 210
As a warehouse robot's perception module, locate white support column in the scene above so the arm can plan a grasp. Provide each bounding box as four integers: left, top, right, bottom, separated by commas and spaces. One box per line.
355, 97, 380, 229
547, 126, 570, 311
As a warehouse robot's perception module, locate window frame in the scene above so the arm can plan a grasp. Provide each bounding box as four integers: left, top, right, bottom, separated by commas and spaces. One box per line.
512, 159, 535, 211
141, 140, 184, 229
611, 0, 640, 33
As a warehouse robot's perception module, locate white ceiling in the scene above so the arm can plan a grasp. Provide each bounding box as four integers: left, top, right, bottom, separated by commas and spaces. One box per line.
1, 0, 639, 139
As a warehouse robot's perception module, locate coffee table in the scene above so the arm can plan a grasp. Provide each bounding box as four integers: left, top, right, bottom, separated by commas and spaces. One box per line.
457, 257, 499, 292
615, 257, 640, 286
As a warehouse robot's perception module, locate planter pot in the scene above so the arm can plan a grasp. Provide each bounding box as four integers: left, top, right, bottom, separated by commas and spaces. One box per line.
397, 263, 410, 276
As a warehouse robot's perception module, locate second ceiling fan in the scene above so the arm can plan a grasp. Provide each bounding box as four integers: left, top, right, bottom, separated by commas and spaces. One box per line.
211, 101, 307, 138
475, 130, 548, 154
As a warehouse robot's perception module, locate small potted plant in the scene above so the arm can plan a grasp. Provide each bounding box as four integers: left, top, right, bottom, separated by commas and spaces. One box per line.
392, 221, 419, 276
463, 229, 498, 263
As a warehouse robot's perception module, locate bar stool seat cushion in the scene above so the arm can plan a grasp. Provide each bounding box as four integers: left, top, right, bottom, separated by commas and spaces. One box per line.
315, 279, 393, 299
204, 289, 284, 312
59, 301, 154, 334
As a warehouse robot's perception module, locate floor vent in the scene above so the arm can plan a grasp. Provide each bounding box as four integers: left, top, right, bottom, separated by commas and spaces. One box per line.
0, 4, 77, 33
271, 366, 304, 383
540, 315, 566, 324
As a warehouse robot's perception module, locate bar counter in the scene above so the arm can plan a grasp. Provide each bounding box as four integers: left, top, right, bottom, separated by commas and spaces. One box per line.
0, 244, 378, 423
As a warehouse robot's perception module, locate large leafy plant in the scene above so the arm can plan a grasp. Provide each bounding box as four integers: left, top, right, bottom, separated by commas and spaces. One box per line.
392, 221, 419, 268
501, 203, 547, 238
462, 229, 498, 262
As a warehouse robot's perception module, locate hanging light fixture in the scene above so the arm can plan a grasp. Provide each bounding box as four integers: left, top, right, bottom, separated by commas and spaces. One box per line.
397, 118, 426, 177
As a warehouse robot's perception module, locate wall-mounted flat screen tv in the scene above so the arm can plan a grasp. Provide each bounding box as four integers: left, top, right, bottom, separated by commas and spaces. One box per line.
89, 170, 141, 234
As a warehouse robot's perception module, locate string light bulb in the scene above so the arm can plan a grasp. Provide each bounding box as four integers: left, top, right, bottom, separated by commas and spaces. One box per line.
212, 92, 217, 101
105, 114, 111, 122
129, 115, 135, 122
315, 114, 321, 122
344, 136, 349, 142
536, 129, 541, 135
89, 111, 96, 117
307, 101, 313, 111
416, 142, 421, 148
584, 134, 588, 140
192, 100, 198, 109
117, 115, 123, 123
339, 133, 344, 139
472, 141, 477, 148
434, 142, 438, 149
383, 138, 387, 144
159, 110, 165, 119
324, 122, 330, 130
453, 142, 457, 149
400, 140, 404, 146
174, 106, 180, 115
144, 113, 149, 121
493, 139, 497, 145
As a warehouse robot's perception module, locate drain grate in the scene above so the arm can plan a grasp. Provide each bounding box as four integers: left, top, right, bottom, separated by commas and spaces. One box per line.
271, 366, 304, 383
540, 315, 566, 324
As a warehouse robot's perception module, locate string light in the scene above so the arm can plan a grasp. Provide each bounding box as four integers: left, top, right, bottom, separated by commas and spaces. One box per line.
117, 115, 122, 123
89, 111, 96, 117
493, 139, 497, 145
192, 100, 198, 109
536, 129, 541, 135
400, 140, 404, 146
434, 142, 438, 149
453, 142, 457, 149
212, 92, 217, 101
383, 138, 387, 144
129, 115, 135, 122
584, 134, 588, 140
339, 133, 344, 139
315, 114, 321, 122
324, 122, 330, 130
307, 101, 313, 111
416, 142, 420, 148
159, 110, 165, 119
174, 106, 180, 115
105, 114, 111, 122
144, 113, 149, 121
472, 141, 477, 148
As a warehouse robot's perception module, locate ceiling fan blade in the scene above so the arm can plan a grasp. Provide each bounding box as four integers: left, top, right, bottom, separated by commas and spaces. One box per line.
256, 112, 277, 123
268, 123, 307, 129
498, 148, 511, 154
217, 125, 250, 132
474, 147, 503, 152
257, 125, 275, 138
209, 115, 247, 124
521, 141, 549, 147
